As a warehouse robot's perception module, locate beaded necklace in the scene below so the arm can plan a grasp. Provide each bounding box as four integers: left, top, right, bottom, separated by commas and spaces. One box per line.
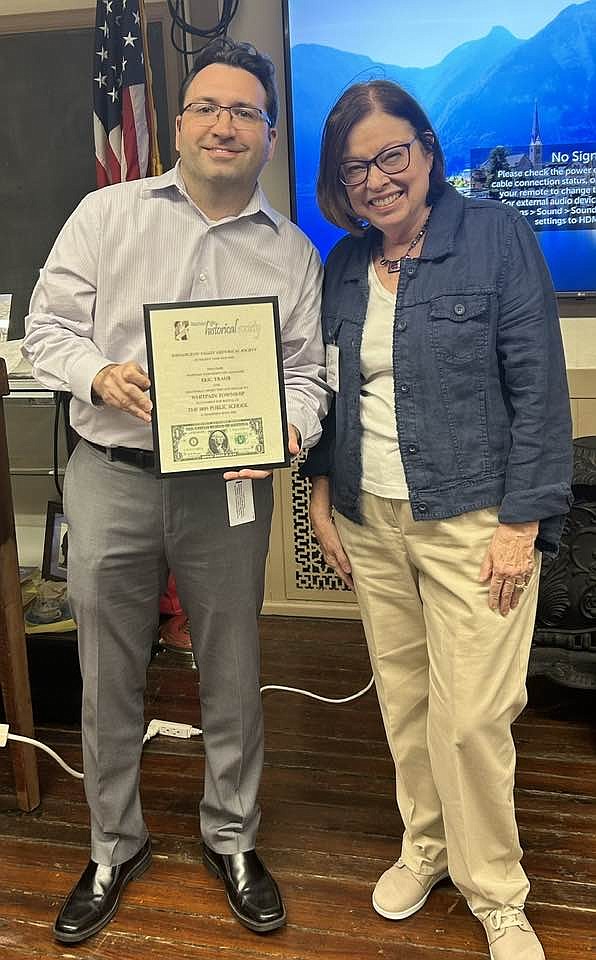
378, 211, 431, 274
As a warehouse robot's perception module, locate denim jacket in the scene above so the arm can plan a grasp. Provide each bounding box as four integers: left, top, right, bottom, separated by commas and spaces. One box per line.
302, 183, 573, 555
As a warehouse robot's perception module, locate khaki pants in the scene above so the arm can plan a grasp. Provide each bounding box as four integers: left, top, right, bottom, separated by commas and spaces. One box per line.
335, 493, 540, 918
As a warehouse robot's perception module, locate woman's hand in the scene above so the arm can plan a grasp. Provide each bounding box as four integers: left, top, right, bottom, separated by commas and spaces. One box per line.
309, 477, 354, 589
478, 520, 538, 616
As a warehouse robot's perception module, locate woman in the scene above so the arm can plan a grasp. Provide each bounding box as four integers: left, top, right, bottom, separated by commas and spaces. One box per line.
304, 81, 572, 960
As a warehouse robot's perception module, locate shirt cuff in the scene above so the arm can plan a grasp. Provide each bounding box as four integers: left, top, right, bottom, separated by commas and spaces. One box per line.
67, 354, 115, 405
285, 403, 322, 452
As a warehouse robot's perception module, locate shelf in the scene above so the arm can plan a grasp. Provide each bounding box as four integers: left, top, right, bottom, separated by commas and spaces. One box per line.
8, 375, 54, 403
10, 468, 65, 477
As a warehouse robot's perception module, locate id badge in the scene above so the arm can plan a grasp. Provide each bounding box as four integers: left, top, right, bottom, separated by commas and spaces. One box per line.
326, 344, 340, 392
226, 478, 256, 526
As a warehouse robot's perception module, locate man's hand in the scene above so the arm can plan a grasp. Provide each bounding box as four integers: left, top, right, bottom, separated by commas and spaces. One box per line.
222, 424, 301, 481
478, 520, 538, 616
92, 362, 152, 423
309, 476, 353, 590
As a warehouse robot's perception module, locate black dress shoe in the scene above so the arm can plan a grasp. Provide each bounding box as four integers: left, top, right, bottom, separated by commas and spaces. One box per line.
202, 843, 286, 933
53, 837, 152, 943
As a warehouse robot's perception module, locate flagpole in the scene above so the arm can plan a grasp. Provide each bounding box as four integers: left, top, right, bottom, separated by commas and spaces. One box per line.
138, 0, 163, 176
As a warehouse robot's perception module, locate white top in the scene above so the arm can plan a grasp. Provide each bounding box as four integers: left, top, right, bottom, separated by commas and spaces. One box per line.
24, 162, 328, 451
360, 261, 409, 500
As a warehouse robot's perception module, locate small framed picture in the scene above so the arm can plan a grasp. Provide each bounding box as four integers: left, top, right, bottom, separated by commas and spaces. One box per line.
42, 500, 68, 581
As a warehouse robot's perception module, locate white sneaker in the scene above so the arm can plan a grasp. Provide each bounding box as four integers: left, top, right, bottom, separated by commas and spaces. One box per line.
482, 907, 546, 960
372, 859, 449, 920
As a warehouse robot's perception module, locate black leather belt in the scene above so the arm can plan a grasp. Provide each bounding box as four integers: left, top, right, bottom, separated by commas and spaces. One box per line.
86, 440, 155, 469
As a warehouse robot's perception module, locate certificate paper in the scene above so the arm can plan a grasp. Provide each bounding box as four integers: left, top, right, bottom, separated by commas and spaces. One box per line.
144, 297, 289, 476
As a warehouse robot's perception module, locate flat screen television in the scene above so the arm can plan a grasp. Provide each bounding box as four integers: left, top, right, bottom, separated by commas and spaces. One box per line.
282, 0, 596, 298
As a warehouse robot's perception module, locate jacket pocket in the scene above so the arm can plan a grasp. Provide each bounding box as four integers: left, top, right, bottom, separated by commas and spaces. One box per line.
427, 294, 491, 477
429, 293, 489, 364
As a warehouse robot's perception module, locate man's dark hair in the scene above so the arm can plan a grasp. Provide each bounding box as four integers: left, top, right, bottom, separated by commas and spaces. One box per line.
178, 38, 279, 127
317, 80, 446, 235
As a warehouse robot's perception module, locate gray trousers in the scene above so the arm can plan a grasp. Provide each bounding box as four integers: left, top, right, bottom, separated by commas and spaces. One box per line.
64, 441, 273, 866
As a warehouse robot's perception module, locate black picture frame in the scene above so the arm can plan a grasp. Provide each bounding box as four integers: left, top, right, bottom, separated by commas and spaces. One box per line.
42, 500, 68, 581
144, 297, 290, 477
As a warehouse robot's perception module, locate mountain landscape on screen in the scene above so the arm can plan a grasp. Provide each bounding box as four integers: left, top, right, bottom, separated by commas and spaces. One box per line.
287, 0, 596, 290
291, 0, 596, 186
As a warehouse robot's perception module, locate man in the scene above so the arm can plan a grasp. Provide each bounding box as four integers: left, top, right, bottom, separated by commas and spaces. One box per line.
24, 39, 327, 942
208, 429, 230, 457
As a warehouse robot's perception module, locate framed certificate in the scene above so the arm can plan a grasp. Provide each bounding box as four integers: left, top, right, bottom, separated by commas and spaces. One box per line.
144, 297, 289, 476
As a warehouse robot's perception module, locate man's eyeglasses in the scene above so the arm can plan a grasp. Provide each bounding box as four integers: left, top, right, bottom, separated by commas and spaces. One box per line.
338, 138, 417, 186
181, 100, 273, 129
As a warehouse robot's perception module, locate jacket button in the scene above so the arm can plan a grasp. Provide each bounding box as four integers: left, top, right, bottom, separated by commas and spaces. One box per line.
406, 265, 416, 276
400, 384, 409, 394
396, 320, 407, 332
417, 502, 428, 513
407, 444, 418, 454
454, 303, 466, 316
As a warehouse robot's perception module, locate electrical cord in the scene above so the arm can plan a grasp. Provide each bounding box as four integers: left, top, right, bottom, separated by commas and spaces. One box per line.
0, 726, 83, 779
167, 0, 240, 57
0, 675, 375, 779
260, 677, 375, 703
52, 391, 63, 500
178, 0, 191, 76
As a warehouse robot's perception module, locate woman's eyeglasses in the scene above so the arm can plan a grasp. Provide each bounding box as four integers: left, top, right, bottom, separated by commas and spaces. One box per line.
338, 138, 417, 186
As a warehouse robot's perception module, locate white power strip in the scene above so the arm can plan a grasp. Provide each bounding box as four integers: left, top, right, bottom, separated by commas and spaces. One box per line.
143, 719, 202, 743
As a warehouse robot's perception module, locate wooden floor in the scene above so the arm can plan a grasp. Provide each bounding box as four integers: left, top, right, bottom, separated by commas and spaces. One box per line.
0, 616, 595, 959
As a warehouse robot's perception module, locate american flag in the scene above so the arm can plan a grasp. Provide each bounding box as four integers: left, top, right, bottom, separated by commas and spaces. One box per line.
93, 0, 162, 186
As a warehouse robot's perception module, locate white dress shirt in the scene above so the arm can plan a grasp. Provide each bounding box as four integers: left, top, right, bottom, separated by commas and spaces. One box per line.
24, 162, 328, 451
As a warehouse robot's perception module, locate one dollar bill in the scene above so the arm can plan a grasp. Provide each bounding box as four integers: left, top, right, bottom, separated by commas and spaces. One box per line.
171, 419, 265, 462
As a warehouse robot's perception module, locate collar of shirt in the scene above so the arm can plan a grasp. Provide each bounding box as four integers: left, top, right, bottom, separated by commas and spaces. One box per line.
140, 160, 282, 232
